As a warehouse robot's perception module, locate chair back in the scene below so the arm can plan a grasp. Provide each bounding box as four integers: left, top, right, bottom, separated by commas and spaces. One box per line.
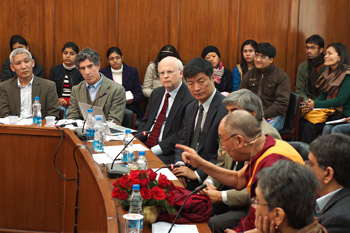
279, 92, 302, 141
122, 108, 137, 129
288, 141, 309, 161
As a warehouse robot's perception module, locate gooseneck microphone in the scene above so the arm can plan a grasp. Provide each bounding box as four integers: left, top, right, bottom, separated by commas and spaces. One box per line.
155, 164, 187, 172
168, 183, 207, 233
81, 93, 107, 133
106, 131, 150, 178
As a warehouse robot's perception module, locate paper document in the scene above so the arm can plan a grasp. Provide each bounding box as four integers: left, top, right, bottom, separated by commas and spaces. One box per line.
92, 153, 118, 164
152, 221, 198, 233
153, 168, 178, 181
325, 118, 346, 125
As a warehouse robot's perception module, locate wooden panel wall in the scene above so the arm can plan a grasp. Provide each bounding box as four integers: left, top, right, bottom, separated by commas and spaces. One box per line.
0, 0, 349, 91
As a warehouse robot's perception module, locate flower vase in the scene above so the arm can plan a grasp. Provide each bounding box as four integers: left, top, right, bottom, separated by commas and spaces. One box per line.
143, 206, 159, 226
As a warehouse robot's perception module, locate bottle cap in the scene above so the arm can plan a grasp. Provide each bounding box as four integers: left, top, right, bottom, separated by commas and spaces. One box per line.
125, 129, 131, 134
132, 184, 140, 191
139, 151, 145, 156
95, 115, 103, 121
34, 96, 39, 101
88, 109, 93, 113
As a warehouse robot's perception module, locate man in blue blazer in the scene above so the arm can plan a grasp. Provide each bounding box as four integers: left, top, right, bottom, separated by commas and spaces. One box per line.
173, 58, 227, 190
308, 134, 350, 233
137, 56, 194, 164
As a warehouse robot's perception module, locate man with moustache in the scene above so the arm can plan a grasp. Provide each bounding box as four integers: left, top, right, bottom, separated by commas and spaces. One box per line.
67, 48, 126, 124
240, 42, 291, 131
137, 56, 194, 163
172, 58, 227, 191
296, 34, 326, 101
177, 110, 303, 232
0, 48, 59, 118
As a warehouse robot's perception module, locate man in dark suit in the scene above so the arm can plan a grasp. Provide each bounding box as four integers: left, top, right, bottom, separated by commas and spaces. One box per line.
173, 58, 227, 190
67, 48, 126, 124
137, 56, 194, 164
307, 134, 350, 233
0, 48, 59, 119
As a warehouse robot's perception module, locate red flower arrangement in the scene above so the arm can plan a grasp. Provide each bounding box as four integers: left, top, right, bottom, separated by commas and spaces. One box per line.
112, 169, 177, 214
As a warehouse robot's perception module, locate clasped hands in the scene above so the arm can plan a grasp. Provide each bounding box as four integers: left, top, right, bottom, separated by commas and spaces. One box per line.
300, 98, 314, 113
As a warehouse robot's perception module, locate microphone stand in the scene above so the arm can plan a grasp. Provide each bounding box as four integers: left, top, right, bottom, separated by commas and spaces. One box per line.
106, 131, 150, 178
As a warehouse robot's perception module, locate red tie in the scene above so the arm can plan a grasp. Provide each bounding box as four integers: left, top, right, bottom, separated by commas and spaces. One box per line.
145, 93, 170, 148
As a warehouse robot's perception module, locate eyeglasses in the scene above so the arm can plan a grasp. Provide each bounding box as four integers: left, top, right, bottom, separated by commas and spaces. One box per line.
251, 197, 269, 207
305, 160, 325, 169
158, 70, 178, 77
217, 134, 238, 146
108, 56, 122, 61
254, 54, 270, 60
305, 46, 319, 51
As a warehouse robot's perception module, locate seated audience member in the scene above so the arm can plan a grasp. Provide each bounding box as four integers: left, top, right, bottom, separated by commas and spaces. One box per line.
296, 34, 326, 101
323, 117, 350, 135
240, 42, 291, 131
100, 47, 143, 118
67, 48, 125, 124
205, 89, 281, 233
172, 58, 227, 191
307, 134, 350, 233
0, 48, 59, 118
49, 42, 84, 118
202, 45, 232, 93
137, 56, 194, 163
142, 45, 181, 98
250, 160, 327, 233
232, 40, 257, 91
1, 35, 45, 82
177, 110, 304, 232
301, 43, 350, 143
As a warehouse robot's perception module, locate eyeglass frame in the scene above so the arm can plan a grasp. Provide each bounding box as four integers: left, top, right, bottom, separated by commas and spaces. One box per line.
254, 54, 270, 60
305, 160, 326, 169
251, 197, 269, 207
217, 133, 238, 146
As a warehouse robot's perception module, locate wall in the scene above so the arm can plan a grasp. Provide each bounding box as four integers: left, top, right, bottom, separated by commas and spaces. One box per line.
1, 0, 349, 90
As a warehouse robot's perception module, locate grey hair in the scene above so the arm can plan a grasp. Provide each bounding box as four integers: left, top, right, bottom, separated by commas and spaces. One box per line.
257, 160, 319, 229
224, 110, 261, 140
159, 56, 183, 71
9, 48, 32, 64
75, 47, 100, 67
223, 89, 264, 123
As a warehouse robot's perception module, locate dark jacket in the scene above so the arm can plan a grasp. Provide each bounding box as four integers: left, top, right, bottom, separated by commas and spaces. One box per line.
1, 55, 45, 82
240, 64, 291, 118
215, 68, 232, 93
100, 63, 143, 118
49, 64, 84, 98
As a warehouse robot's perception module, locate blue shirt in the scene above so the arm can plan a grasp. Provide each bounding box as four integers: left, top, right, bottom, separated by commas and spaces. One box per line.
86, 74, 103, 102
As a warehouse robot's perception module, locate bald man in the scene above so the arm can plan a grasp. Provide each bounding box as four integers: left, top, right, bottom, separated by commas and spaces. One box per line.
137, 56, 194, 163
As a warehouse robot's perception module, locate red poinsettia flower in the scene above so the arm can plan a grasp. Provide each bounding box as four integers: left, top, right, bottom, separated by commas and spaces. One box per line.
166, 191, 175, 205
118, 190, 129, 200
111, 187, 120, 198
158, 174, 170, 188
129, 170, 140, 180
147, 169, 157, 181
152, 186, 166, 200
130, 179, 141, 188
140, 178, 150, 188
140, 187, 152, 200
119, 178, 129, 189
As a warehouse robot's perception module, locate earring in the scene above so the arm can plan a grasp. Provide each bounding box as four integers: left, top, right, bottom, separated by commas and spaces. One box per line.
275, 225, 280, 233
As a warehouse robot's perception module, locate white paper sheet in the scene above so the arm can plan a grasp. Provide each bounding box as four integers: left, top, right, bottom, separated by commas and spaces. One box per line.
152, 221, 198, 233
153, 168, 178, 181
325, 118, 346, 125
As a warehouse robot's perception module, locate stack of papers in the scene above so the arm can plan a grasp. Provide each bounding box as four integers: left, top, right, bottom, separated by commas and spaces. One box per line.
152, 222, 198, 233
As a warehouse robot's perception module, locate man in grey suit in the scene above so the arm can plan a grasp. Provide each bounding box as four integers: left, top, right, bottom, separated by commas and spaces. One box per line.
67, 48, 125, 124
307, 134, 350, 233
137, 56, 194, 163
205, 89, 281, 233
0, 48, 59, 119
173, 58, 227, 191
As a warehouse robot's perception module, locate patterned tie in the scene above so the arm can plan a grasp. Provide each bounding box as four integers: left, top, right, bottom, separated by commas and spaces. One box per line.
190, 105, 204, 150
145, 93, 171, 148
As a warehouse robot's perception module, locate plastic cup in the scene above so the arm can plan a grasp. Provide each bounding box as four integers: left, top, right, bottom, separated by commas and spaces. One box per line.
45, 116, 56, 127
8, 116, 18, 125
123, 214, 143, 233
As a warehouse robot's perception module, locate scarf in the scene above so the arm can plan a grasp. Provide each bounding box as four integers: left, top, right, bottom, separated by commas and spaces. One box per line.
213, 61, 225, 84
315, 64, 350, 112
307, 54, 324, 97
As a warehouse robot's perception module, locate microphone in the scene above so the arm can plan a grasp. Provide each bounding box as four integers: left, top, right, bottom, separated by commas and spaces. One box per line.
106, 131, 150, 178
168, 183, 207, 233
56, 122, 78, 127
78, 93, 107, 140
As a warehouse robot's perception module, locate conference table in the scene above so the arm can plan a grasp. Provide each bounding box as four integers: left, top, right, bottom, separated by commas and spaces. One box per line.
0, 124, 211, 233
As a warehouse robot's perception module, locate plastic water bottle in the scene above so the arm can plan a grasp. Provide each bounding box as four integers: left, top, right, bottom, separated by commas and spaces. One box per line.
137, 151, 147, 170
123, 129, 133, 147
93, 115, 105, 152
129, 184, 143, 232
32, 96, 42, 126
85, 109, 95, 141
